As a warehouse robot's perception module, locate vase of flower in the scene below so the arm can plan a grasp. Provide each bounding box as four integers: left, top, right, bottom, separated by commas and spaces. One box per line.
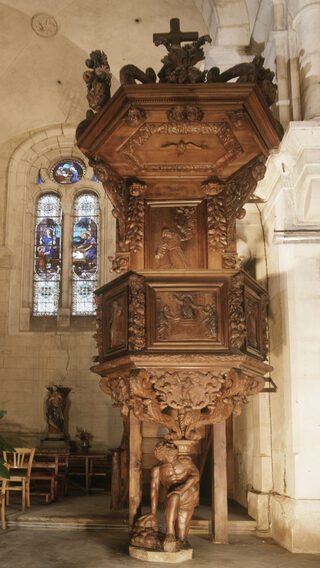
76, 427, 93, 454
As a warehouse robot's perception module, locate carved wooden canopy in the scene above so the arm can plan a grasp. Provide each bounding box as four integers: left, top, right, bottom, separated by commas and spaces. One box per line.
78, 83, 281, 188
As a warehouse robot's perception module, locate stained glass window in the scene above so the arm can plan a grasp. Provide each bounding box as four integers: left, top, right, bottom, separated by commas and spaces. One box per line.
72, 193, 99, 315
33, 194, 62, 315
50, 159, 85, 184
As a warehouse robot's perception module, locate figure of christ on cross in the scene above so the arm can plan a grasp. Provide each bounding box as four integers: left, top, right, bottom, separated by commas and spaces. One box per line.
153, 18, 198, 49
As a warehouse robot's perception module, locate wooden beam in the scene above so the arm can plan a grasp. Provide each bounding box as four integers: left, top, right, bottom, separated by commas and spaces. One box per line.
129, 411, 142, 528
212, 421, 228, 543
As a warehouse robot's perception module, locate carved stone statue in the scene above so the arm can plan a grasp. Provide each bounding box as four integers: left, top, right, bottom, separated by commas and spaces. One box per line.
46, 385, 70, 438
130, 441, 199, 553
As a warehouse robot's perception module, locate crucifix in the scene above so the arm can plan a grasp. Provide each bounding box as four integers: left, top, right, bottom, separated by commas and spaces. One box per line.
153, 18, 198, 49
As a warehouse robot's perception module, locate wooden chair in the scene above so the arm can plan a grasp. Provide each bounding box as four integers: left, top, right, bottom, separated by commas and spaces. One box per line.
3, 448, 35, 512
0, 464, 10, 529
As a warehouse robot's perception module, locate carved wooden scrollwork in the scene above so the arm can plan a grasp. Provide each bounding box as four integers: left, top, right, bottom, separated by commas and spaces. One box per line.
100, 366, 264, 442
207, 195, 227, 251
226, 157, 266, 220
128, 274, 146, 351
89, 157, 125, 212
229, 273, 246, 349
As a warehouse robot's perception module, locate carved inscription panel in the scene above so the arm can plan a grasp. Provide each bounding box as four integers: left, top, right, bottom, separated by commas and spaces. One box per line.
145, 200, 206, 269
146, 281, 228, 350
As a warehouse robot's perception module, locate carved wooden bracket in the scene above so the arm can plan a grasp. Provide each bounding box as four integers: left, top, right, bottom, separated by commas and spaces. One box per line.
99, 366, 264, 441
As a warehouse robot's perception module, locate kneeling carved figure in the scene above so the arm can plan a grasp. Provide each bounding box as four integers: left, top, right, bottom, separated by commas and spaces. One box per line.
130, 441, 200, 553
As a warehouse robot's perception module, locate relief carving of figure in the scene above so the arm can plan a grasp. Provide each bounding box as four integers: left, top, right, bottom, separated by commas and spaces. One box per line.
130, 441, 199, 552
156, 304, 176, 339
110, 300, 125, 347
201, 299, 218, 339
173, 294, 202, 320
154, 227, 188, 269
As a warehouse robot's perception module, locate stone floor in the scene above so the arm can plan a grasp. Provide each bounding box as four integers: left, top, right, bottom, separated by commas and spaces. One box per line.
1, 495, 320, 568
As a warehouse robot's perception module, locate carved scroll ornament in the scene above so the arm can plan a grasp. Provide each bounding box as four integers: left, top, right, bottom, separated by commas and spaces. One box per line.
88, 157, 124, 211
226, 158, 266, 221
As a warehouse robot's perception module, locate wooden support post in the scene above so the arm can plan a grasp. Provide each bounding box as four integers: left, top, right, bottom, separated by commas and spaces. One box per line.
110, 449, 121, 510
212, 420, 228, 543
129, 411, 142, 529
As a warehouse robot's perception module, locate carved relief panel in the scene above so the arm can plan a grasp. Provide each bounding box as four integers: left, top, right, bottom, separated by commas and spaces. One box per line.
146, 276, 229, 351
244, 286, 268, 359
102, 289, 128, 356
145, 200, 206, 269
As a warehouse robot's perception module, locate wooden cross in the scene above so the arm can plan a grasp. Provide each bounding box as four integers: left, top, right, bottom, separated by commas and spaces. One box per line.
153, 18, 198, 49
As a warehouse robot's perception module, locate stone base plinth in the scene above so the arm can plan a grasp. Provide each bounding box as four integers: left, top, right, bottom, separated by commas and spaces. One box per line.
129, 545, 193, 563
40, 438, 70, 451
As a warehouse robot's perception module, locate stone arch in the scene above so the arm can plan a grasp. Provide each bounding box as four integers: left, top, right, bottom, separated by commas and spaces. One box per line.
6, 124, 112, 333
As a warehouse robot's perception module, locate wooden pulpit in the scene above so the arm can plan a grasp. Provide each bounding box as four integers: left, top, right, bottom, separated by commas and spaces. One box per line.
77, 21, 282, 556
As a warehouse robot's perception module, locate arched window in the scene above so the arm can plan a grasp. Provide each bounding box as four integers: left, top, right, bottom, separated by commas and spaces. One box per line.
33, 193, 62, 316
72, 192, 99, 315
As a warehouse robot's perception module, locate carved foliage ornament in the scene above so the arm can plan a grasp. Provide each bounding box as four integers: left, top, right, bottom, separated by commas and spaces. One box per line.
229, 273, 246, 349
125, 195, 145, 252
207, 195, 227, 251
128, 274, 146, 351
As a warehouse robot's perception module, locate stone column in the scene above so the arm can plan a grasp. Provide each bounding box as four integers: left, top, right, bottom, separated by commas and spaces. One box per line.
291, 0, 320, 119
246, 122, 320, 553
